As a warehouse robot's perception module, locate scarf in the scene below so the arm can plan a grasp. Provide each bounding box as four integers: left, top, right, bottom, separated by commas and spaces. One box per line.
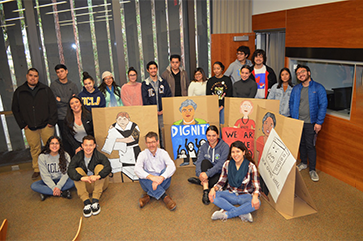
107, 85, 118, 107
228, 158, 250, 188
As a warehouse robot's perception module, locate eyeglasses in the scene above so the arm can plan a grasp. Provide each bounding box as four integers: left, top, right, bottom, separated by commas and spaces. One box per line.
296, 70, 307, 76
146, 141, 157, 145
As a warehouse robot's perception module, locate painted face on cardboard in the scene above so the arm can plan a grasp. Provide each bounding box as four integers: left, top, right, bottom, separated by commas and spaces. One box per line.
231, 146, 246, 163
82, 139, 96, 157
26, 70, 39, 87
116, 116, 130, 129
49, 138, 60, 155
240, 100, 253, 117
181, 105, 195, 123
70, 97, 82, 114
146, 137, 159, 154
56, 68, 68, 82
263, 117, 274, 137
83, 78, 95, 93
206, 130, 218, 147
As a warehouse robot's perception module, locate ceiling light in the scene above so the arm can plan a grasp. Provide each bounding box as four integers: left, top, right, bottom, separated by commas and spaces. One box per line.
4, 16, 24, 22
0, 23, 16, 27
60, 18, 112, 26
46, 3, 111, 15
12, 8, 25, 13
34, 1, 67, 9
0, 0, 15, 4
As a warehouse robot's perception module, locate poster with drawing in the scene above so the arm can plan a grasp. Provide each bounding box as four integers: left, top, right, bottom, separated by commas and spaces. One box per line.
259, 128, 296, 203
93, 105, 158, 182
222, 127, 254, 158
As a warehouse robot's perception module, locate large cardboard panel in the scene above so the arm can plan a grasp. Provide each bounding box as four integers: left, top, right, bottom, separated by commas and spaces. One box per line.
162, 96, 219, 160
92, 106, 158, 182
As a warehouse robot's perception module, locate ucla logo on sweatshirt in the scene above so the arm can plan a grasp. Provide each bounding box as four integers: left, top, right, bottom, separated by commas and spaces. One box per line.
82, 97, 101, 106
159, 85, 164, 94
148, 88, 155, 97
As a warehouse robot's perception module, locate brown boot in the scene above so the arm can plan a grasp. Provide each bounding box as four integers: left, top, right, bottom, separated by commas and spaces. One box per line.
139, 194, 150, 208
163, 195, 176, 211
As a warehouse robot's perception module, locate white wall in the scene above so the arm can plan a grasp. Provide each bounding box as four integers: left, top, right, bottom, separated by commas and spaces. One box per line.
252, 0, 347, 15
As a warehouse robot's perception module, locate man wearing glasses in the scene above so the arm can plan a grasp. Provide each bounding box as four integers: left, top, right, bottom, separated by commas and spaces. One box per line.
290, 64, 327, 182
134, 131, 177, 211
225, 45, 252, 84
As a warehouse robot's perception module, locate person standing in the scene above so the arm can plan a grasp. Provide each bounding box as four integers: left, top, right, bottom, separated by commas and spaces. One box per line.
188, 67, 207, 96
142, 61, 172, 148
225, 46, 252, 85
78, 72, 106, 112
50, 64, 79, 155
250, 49, 277, 99
289, 64, 328, 182
161, 54, 190, 97
121, 67, 143, 106
134, 131, 177, 210
233, 65, 257, 98
67, 135, 111, 217
98, 71, 123, 107
12, 68, 58, 179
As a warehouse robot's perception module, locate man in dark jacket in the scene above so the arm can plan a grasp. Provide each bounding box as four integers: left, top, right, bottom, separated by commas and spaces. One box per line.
68, 135, 111, 218
12, 68, 58, 179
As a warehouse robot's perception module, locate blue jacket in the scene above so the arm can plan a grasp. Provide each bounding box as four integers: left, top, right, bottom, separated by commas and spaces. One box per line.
142, 76, 172, 111
195, 139, 229, 178
289, 79, 328, 125
78, 86, 106, 112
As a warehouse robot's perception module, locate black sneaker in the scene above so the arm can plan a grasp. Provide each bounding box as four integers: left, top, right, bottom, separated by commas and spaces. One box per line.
188, 177, 201, 185
40, 193, 49, 201
83, 204, 92, 218
202, 189, 210, 205
91, 202, 101, 216
61, 190, 72, 199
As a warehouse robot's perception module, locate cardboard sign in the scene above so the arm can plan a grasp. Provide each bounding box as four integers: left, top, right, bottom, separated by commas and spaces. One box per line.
222, 127, 255, 158
93, 106, 158, 183
171, 124, 209, 162
162, 96, 219, 162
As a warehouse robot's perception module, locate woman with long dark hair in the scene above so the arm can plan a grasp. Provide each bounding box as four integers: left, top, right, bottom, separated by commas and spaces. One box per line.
208, 141, 260, 222
78, 71, 106, 111
267, 68, 294, 117
99, 71, 123, 107
63, 96, 94, 157
121, 67, 143, 106
31, 136, 74, 201
188, 67, 207, 96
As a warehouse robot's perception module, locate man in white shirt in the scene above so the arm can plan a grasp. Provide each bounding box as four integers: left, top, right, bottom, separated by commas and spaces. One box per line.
134, 131, 177, 210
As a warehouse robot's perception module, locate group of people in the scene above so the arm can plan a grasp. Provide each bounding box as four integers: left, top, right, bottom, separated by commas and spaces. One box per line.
10, 45, 327, 221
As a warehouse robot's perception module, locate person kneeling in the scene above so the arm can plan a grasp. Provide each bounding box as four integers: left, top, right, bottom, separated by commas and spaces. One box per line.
209, 141, 260, 222
68, 135, 111, 217
134, 131, 177, 210
31, 136, 74, 201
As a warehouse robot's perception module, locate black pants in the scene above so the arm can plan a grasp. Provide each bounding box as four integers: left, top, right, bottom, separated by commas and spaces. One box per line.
57, 119, 73, 157
201, 159, 221, 189
300, 123, 317, 171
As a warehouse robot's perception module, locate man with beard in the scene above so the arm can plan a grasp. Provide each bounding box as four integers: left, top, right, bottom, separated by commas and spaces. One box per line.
12, 68, 58, 180
289, 64, 327, 182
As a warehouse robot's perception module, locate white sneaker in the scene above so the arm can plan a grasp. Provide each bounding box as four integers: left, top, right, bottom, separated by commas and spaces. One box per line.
239, 213, 253, 223
309, 170, 319, 182
83, 204, 92, 218
91, 202, 101, 215
297, 163, 308, 171
211, 209, 227, 221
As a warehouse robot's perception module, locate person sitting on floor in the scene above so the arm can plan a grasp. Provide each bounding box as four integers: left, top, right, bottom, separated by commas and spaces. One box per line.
187, 125, 229, 205
67, 135, 111, 218
31, 136, 74, 201
134, 131, 177, 211
208, 141, 261, 222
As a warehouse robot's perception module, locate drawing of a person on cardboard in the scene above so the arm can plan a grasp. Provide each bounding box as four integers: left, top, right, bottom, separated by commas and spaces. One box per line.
234, 100, 255, 129
173, 99, 207, 125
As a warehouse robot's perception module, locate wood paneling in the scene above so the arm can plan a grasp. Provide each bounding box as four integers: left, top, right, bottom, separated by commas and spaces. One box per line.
286, 1, 363, 48
211, 33, 255, 76
251, 0, 363, 191
252, 10, 286, 31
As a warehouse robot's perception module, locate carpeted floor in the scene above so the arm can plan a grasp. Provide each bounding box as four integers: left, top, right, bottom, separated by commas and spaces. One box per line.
0, 166, 362, 240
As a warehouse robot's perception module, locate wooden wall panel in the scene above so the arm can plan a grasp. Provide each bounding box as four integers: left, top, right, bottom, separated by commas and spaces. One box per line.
252, 10, 286, 31
286, 1, 363, 48
251, 0, 363, 191
211, 33, 255, 77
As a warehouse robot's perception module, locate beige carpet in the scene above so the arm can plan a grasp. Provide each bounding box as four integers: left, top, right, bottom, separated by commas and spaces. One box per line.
0, 166, 362, 240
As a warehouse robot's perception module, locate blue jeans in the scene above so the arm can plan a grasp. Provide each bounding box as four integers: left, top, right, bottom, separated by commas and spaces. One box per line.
213, 190, 259, 219
139, 170, 171, 200
31, 178, 75, 195
219, 107, 225, 125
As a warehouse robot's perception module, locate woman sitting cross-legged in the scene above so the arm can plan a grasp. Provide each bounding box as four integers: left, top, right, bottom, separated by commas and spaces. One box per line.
208, 141, 261, 222
31, 136, 74, 201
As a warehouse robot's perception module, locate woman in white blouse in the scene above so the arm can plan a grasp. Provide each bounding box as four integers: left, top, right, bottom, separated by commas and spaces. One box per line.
188, 67, 207, 96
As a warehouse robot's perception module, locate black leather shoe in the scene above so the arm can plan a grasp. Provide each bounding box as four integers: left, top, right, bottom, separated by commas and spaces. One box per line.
188, 177, 201, 185
61, 190, 72, 199
202, 189, 210, 205
40, 194, 49, 201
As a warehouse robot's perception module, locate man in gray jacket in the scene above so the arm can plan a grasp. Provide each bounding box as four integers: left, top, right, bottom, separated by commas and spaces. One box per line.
50, 64, 78, 154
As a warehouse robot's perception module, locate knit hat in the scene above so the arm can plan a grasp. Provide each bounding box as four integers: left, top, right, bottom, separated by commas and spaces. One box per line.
102, 71, 113, 80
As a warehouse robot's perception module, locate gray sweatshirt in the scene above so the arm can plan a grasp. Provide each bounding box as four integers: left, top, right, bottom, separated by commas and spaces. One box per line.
38, 153, 71, 191
225, 59, 253, 85
50, 79, 79, 120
